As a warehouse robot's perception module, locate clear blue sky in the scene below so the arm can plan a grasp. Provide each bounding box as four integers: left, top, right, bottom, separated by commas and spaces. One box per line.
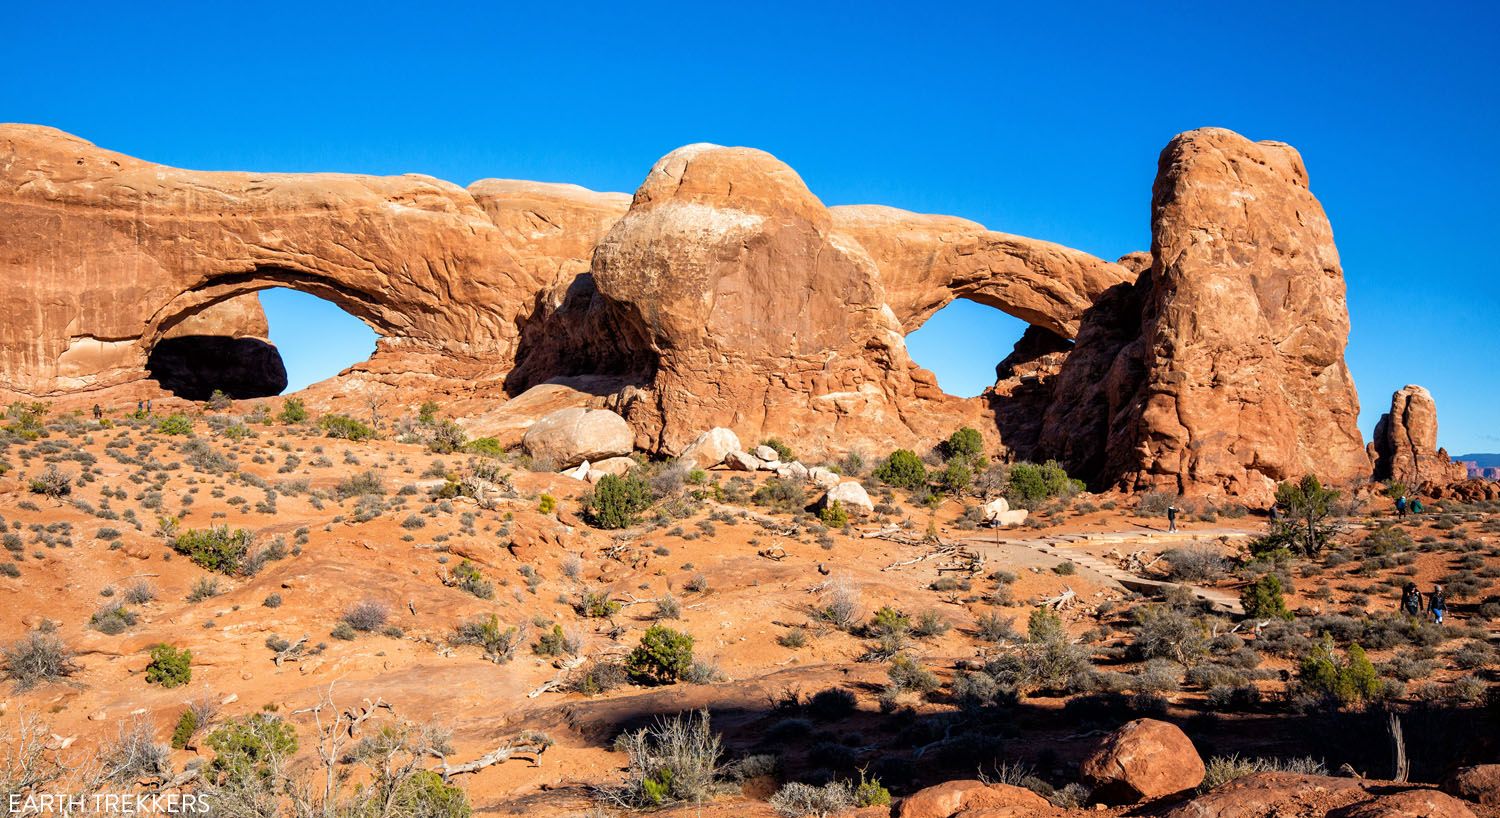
5, 1, 1495, 453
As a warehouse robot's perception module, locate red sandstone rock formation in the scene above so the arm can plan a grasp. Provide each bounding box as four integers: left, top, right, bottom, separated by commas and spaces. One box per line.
0, 124, 1381, 500
1369, 385, 1467, 488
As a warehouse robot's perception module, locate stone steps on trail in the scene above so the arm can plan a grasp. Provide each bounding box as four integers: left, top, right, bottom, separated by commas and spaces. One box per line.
961, 529, 1247, 616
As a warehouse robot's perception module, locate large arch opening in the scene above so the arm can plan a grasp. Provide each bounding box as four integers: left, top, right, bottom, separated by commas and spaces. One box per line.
145, 287, 379, 400
904, 298, 1040, 397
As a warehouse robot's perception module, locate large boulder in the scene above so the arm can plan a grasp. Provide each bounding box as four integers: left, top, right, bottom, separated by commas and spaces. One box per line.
1445, 765, 1500, 806
897, 779, 1049, 818
521, 407, 633, 468
679, 427, 740, 468
1080, 718, 1204, 803
1369, 385, 1467, 488
821, 481, 874, 513
1164, 773, 1369, 818
724, 450, 762, 471
807, 466, 841, 489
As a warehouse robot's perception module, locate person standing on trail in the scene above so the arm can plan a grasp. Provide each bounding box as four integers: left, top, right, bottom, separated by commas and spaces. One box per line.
1410, 498, 1424, 515
91, 404, 102, 420
1428, 584, 1447, 625
1395, 495, 1408, 518
1400, 582, 1422, 617
1166, 504, 1179, 533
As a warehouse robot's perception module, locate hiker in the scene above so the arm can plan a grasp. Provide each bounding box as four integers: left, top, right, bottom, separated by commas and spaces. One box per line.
1428, 584, 1447, 625
1395, 495, 1408, 518
146, 399, 152, 415
1166, 504, 1179, 533
1410, 498, 1424, 515
91, 404, 102, 420
1400, 582, 1422, 617
1269, 503, 1281, 525
136, 400, 143, 415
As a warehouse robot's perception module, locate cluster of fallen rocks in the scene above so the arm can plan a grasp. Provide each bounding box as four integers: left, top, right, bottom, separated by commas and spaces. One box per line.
897, 718, 1497, 817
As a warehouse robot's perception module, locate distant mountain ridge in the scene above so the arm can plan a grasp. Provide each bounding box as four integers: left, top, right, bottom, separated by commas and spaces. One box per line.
1456, 453, 1500, 468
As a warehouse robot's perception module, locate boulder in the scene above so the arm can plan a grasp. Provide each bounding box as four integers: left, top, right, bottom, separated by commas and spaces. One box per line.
757, 459, 782, 472
562, 460, 591, 481
807, 466, 841, 489
776, 462, 809, 481
753, 445, 781, 462
1445, 765, 1500, 806
981, 497, 1010, 521
1328, 789, 1477, 818
1080, 718, 1204, 803
679, 427, 740, 468
897, 779, 1049, 818
724, 450, 762, 471
992, 509, 1029, 527
821, 481, 874, 513
1369, 385, 1468, 488
590, 456, 637, 478
521, 408, 633, 469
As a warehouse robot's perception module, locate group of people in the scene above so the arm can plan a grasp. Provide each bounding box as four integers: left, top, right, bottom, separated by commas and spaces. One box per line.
1394, 495, 1423, 517
1400, 582, 1448, 624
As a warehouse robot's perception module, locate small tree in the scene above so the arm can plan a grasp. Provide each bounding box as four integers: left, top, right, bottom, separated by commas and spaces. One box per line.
1274, 474, 1340, 557
585, 474, 654, 529
944, 426, 984, 460
819, 500, 849, 528
1241, 574, 1293, 620
627, 625, 695, 684
319, 414, 375, 441
1005, 460, 1082, 509
874, 449, 927, 489
1298, 638, 1382, 708
155, 414, 194, 436
277, 397, 307, 424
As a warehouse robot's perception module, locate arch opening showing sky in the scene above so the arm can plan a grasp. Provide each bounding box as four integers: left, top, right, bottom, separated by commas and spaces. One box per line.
904, 300, 1032, 398
259, 288, 378, 394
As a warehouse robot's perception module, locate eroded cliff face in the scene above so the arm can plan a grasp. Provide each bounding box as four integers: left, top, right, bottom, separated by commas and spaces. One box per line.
149, 294, 287, 400
0, 124, 1380, 497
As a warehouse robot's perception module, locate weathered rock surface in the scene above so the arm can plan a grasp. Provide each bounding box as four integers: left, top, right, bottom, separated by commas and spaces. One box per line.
724, 450, 762, 471
679, 428, 741, 468
1080, 718, 1204, 803
520, 408, 633, 468
821, 481, 874, 513
1039, 129, 1368, 502
1327, 789, 1477, 818
1445, 764, 1500, 806
149, 294, 287, 399
1163, 773, 1368, 818
1369, 385, 1467, 488
897, 779, 1050, 818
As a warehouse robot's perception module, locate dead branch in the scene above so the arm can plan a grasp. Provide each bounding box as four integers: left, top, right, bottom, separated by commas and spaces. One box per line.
526, 655, 588, 698
430, 733, 553, 779
1040, 587, 1078, 610
274, 636, 309, 667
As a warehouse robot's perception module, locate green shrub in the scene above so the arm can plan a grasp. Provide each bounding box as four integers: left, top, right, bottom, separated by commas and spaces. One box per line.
171, 709, 199, 750
1004, 460, 1082, 510
277, 398, 307, 424
612, 709, 721, 807
752, 477, 807, 512
155, 414, 193, 436
1297, 639, 1382, 708
173, 526, 253, 574
1241, 574, 1293, 620
389, 770, 471, 818
28, 465, 72, 497
449, 560, 494, 599
854, 770, 892, 807
538, 493, 556, 514
584, 474, 654, 529
451, 614, 522, 663
1274, 474, 1340, 557
760, 438, 795, 462
819, 500, 849, 528
205, 713, 298, 782
319, 414, 374, 440
465, 436, 503, 457
145, 644, 192, 688
944, 426, 984, 460
874, 449, 927, 489
627, 625, 695, 684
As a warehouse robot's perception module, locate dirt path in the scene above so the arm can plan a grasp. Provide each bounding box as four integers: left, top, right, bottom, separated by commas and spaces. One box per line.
960, 527, 1257, 615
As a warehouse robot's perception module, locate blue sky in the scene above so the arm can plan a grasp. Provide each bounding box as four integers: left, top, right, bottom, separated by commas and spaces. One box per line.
5, 1, 1495, 453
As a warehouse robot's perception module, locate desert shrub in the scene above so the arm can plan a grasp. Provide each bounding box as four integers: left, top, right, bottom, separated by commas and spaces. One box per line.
752, 477, 808, 513
172, 708, 201, 750
584, 474, 655, 529
277, 398, 307, 424
1201, 755, 1327, 791
341, 599, 389, 632
770, 781, 855, 817
319, 414, 374, 440
1136, 490, 1177, 517
90, 601, 137, 635
818, 500, 849, 528
575, 588, 622, 618
807, 687, 858, 721
975, 612, 1018, 643
2, 630, 78, 690
1364, 525, 1414, 556
654, 594, 682, 620
608, 709, 721, 808
935, 458, 974, 495
187, 577, 221, 602
1130, 606, 1211, 665
123, 579, 157, 605
1273, 474, 1340, 557
426, 420, 467, 454
1164, 546, 1231, 582
1004, 460, 1082, 509
173, 526, 253, 574
761, 438, 795, 462
1449, 640, 1495, 670
944, 426, 985, 460
911, 609, 951, 638
451, 615, 524, 664
155, 414, 193, 436
572, 660, 628, 696
447, 559, 493, 599
538, 493, 556, 514
815, 581, 861, 630
28, 465, 73, 497
1241, 574, 1293, 620
887, 654, 940, 694
874, 449, 927, 489
99, 718, 172, 784
1027, 607, 1066, 643
778, 627, 808, 649
533, 624, 580, 658
205, 712, 299, 782
627, 625, 695, 684
335, 470, 385, 499
145, 644, 192, 688
1296, 639, 1382, 708
868, 606, 911, 637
